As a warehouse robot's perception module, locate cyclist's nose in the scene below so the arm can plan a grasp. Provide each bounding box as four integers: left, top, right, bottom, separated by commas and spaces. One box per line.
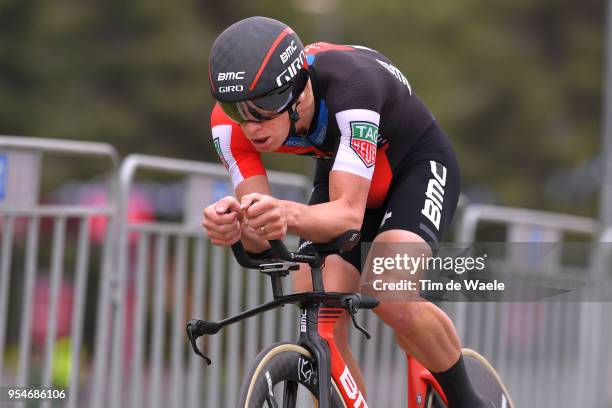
241, 121, 264, 137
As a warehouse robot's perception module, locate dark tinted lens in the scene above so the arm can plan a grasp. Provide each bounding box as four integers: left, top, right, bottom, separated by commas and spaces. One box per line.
219, 101, 276, 123
218, 102, 246, 123
251, 84, 293, 112
217, 70, 308, 123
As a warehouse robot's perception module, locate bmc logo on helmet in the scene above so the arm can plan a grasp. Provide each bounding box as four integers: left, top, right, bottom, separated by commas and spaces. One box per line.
275, 51, 305, 87
280, 40, 298, 64
219, 85, 244, 93
218, 71, 245, 81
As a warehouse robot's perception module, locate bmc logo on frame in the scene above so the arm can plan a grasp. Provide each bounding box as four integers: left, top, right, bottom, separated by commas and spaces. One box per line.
339, 366, 368, 407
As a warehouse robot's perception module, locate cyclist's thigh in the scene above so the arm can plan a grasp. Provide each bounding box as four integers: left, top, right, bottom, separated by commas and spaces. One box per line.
378, 125, 461, 254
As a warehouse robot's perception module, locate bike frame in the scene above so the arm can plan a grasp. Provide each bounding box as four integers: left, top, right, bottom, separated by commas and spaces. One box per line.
187, 237, 450, 408
297, 302, 368, 407
407, 355, 448, 407
297, 301, 448, 408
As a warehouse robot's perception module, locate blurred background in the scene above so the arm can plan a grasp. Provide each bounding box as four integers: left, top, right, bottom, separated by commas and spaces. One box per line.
1, 0, 611, 407
0, 0, 606, 214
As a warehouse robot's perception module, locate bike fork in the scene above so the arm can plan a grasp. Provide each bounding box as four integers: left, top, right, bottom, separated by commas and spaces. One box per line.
298, 304, 334, 408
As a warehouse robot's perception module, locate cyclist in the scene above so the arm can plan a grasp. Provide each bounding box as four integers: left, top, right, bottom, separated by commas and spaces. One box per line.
203, 16, 493, 408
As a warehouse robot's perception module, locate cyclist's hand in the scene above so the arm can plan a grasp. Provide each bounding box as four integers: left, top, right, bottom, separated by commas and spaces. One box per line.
202, 196, 243, 246
240, 193, 287, 240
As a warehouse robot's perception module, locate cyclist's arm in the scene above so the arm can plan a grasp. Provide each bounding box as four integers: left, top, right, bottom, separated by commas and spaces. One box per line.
283, 170, 369, 242
235, 175, 273, 253
282, 64, 383, 242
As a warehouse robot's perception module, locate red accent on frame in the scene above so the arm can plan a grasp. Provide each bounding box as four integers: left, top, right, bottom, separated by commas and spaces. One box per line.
407, 354, 448, 407
249, 27, 293, 91
318, 308, 369, 406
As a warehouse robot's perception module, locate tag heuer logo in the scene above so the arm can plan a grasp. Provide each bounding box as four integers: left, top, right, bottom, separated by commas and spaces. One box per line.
350, 121, 378, 167
213, 137, 229, 170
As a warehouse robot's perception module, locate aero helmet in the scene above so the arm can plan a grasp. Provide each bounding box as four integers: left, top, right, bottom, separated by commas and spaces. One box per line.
209, 16, 308, 124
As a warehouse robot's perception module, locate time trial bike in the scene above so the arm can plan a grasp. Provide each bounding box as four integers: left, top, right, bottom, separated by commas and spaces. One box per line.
186, 230, 514, 408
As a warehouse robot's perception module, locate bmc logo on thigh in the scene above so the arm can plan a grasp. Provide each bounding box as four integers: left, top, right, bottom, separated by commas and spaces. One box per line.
421, 160, 447, 231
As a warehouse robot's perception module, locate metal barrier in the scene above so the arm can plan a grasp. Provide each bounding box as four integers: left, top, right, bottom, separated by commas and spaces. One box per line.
0, 136, 118, 408
592, 226, 612, 279
102, 154, 411, 408
452, 204, 611, 408
3, 138, 611, 407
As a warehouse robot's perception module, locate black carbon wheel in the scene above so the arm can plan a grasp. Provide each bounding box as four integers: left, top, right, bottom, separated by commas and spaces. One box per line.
238, 342, 346, 408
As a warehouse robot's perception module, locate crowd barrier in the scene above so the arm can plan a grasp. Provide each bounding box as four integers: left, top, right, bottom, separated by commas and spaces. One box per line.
1, 136, 611, 407
452, 204, 611, 408
0, 136, 118, 408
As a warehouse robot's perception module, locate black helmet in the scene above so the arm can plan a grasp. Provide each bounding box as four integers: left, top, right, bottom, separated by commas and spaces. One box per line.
209, 16, 308, 123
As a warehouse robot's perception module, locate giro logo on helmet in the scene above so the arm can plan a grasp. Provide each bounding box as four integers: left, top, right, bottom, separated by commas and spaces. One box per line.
218, 71, 245, 81
219, 85, 244, 93
280, 40, 298, 64
275, 51, 306, 87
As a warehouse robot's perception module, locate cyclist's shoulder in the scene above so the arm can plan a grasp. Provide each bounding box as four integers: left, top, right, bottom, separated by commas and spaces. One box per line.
307, 45, 395, 112
210, 103, 259, 153
307, 43, 383, 77
211, 102, 236, 128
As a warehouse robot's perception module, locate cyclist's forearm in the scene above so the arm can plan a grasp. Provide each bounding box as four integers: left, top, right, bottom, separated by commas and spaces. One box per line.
282, 200, 362, 242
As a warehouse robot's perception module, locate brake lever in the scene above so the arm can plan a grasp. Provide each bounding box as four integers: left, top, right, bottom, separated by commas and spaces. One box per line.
186, 319, 212, 365
344, 298, 371, 340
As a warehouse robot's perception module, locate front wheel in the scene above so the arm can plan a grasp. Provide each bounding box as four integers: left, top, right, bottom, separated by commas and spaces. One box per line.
238, 342, 345, 408
462, 348, 514, 408
423, 349, 514, 408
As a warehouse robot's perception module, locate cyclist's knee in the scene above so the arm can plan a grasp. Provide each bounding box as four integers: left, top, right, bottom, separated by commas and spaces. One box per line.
292, 255, 359, 294
292, 263, 313, 293
333, 313, 352, 350
323, 255, 360, 292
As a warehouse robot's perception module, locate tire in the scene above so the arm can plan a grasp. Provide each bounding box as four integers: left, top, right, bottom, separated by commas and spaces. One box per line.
238, 342, 346, 408
462, 348, 515, 408
425, 386, 447, 408
424, 349, 515, 408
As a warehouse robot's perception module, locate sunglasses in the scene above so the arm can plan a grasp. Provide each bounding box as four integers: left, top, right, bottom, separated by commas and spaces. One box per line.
219, 69, 308, 123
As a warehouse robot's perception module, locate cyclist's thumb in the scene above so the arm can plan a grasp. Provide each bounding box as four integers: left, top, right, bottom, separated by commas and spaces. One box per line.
215, 197, 240, 214
240, 193, 261, 210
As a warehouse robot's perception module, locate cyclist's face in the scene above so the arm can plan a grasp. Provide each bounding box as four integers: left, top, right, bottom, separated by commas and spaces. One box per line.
240, 112, 291, 152
240, 80, 314, 152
